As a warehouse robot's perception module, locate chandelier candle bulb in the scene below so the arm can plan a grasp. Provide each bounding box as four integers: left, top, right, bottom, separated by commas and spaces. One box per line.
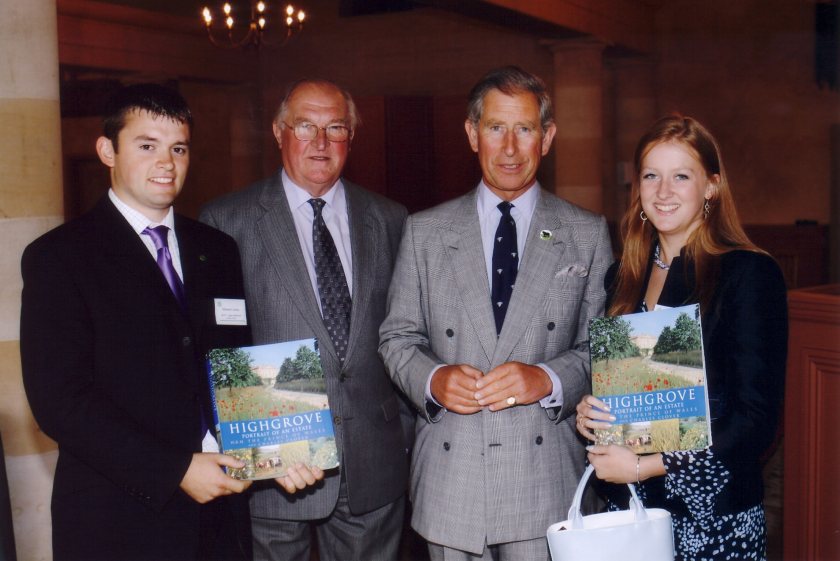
202, 1, 306, 49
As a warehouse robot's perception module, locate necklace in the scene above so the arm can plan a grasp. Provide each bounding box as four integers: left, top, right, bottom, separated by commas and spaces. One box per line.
653, 244, 670, 270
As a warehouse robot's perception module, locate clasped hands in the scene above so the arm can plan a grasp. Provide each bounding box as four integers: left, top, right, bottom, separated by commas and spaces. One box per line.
430, 362, 552, 414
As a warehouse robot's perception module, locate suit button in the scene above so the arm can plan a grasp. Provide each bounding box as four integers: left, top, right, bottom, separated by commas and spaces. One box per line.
443, 442, 450, 451
182, 336, 192, 346
334, 416, 342, 425
547, 322, 555, 331
445, 328, 454, 337
535, 436, 543, 445
339, 372, 347, 382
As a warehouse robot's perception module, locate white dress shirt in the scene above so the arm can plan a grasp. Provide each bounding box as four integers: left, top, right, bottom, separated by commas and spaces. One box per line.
108, 189, 183, 280
282, 170, 353, 316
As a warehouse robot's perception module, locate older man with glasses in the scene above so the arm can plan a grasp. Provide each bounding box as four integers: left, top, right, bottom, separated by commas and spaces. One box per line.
200, 79, 411, 561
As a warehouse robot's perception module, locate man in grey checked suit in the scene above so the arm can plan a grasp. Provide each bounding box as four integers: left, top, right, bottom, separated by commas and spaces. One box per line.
200, 79, 410, 561
379, 66, 613, 560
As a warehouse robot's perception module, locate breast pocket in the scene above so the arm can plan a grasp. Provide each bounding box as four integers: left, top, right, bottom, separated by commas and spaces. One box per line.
541, 264, 590, 344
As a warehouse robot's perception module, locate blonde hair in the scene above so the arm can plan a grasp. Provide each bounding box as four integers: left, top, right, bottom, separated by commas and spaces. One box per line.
610, 114, 763, 315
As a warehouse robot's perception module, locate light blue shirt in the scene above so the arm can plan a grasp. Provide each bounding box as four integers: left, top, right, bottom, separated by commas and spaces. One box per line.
426, 182, 563, 412
281, 170, 353, 315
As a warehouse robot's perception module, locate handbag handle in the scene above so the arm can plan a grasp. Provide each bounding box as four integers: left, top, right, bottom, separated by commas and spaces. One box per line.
567, 464, 648, 529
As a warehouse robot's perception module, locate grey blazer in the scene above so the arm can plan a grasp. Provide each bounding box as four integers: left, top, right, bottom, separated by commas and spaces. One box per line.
379, 187, 613, 553
200, 169, 409, 519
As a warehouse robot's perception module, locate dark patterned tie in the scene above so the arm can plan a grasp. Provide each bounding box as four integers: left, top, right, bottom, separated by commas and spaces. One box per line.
142, 225, 186, 310
309, 198, 352, 362
491, 201, 518, 334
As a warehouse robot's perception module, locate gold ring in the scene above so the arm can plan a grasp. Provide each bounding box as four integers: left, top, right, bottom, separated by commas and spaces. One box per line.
506, 396, 516, 406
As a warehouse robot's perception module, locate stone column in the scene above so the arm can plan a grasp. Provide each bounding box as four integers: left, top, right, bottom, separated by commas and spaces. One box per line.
609, 57, 656, 222
0, 0, 63, 559
545, 39, 606, 213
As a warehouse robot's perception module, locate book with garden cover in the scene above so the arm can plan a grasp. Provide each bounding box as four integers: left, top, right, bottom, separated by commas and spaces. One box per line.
588, 304, 712, 454
206, 338, 339, 481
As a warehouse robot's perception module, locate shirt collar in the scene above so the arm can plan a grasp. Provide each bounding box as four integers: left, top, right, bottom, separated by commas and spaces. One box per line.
281, 169, 346, 214
108, 189, 175, 234
476, 180, 540, 221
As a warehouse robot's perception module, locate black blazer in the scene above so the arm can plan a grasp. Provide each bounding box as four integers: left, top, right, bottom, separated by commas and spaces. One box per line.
20, 197, 250, 561
604, 249, 788, 514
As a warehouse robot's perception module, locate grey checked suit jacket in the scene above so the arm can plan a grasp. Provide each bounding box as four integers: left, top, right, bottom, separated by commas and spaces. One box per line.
379, 186, 613, 554
200, 169, 409, 519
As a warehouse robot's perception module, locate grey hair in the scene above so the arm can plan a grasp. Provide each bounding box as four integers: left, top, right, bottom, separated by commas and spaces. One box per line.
466, 66, 553, 131
273, 79, 361, 130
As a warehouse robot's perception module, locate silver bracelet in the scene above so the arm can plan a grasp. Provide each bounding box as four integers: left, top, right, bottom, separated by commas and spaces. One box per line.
635, 456, 641, 484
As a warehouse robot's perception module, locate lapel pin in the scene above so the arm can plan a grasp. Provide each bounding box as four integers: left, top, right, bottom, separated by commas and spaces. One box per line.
539, 230, 552, 241
199, 255, 208, 262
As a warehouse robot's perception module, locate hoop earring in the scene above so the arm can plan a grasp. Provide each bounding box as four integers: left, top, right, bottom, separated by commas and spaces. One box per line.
704, 199, 710, 219
640, 211, 648, 222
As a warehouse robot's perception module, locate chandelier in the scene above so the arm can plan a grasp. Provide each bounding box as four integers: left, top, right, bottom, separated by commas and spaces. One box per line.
201, 2, 306, 49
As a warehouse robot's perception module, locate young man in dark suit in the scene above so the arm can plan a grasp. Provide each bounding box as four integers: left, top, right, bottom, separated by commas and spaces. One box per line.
20, 84, 253, 561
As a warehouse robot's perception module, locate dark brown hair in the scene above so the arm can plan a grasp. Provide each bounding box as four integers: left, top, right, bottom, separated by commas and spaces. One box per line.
102, 83, 192, 152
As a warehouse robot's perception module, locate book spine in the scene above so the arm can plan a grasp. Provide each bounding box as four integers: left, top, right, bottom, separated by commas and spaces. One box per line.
205, 357, 224, 452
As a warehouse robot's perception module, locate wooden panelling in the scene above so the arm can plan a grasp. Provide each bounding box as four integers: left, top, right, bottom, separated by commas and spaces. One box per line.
784, 285, 840, 561
745, 225, 829, 289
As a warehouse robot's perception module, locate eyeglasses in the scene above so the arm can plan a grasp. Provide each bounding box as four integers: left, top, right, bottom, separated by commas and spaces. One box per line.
283, 121, 352, 142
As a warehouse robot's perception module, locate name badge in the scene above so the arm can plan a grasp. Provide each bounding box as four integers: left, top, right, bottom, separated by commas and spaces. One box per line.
214, 298, 247, 326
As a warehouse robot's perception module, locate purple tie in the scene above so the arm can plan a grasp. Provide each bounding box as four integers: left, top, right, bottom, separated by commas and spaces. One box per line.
142, 225, 186, 309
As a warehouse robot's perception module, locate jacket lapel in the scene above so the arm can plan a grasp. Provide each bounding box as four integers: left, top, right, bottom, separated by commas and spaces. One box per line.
253, 175, 335, 358
96, 197, 189, 319
345, 183, 375, 366
492, 190, 566, 365
441, 191, 497, 365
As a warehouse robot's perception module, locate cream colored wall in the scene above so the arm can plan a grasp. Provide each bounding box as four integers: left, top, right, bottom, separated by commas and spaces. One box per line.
0, 1, 63, 560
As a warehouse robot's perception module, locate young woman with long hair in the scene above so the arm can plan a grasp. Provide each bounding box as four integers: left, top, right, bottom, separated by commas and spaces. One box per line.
575, 115, 788, 560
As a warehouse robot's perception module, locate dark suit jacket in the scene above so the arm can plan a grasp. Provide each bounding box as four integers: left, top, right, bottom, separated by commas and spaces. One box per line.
604, 249, 788, 514
200, 170, 410, 519
20, 197, 251, 561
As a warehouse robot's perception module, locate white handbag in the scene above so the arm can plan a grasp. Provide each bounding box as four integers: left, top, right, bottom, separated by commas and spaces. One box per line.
546, 464, 675, 561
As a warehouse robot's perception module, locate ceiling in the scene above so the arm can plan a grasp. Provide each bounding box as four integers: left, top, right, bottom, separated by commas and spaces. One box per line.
89, 0, 585, 39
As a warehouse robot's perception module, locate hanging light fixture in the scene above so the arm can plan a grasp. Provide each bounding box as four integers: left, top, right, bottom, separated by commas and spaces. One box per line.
201, 2, 306, 50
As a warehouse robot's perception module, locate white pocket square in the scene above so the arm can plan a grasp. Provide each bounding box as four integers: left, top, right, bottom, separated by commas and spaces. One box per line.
555, 264, 589, 278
